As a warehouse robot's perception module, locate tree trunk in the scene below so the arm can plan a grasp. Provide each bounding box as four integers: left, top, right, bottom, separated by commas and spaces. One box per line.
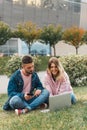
53, 44, 56, 56
49, 45, 52, 56
28, 43, 31, 54
76, 47, 78, 55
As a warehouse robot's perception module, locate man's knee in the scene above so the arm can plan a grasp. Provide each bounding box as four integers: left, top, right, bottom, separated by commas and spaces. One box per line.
9, 96, 21, 109
42, 89, 49, 97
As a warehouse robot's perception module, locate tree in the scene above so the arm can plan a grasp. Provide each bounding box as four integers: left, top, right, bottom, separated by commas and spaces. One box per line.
0, 21, 11, 45
62, 26, 85, 54
82, 31, 87, 44
12, 21, 41, 54
40, 24, 62, 56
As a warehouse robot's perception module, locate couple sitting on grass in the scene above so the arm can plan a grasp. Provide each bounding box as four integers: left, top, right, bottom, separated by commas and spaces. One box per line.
3, 55, 76, 115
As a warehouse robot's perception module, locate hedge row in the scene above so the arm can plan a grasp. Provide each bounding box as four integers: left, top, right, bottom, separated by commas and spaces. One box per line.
60, 55, 87, 87
0, 55, 87, 87
4, 55, 41, 77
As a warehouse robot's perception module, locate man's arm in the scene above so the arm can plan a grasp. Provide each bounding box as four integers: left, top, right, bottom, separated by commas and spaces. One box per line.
7, 73, 24, 99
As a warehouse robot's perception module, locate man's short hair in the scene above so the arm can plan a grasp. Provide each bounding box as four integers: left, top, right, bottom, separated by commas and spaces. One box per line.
22, 55, 33, 64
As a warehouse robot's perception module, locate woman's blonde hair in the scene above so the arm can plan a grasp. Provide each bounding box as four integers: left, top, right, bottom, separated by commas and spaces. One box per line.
47, 57, 64, 80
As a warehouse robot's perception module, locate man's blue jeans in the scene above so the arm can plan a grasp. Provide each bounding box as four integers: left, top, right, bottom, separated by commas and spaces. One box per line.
9, 89, 49, 110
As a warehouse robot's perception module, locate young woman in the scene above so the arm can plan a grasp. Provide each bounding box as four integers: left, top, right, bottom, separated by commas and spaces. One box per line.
43, 57, 76, 104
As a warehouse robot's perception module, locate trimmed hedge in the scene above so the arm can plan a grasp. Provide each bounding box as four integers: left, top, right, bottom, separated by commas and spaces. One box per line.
60, 55, 87, 87
1, 55, 87, 87
0, 56, 10, 75
5, 55, 41, 77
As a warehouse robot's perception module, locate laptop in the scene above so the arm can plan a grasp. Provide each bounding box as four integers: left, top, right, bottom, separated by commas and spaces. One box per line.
41, 92, 71, 113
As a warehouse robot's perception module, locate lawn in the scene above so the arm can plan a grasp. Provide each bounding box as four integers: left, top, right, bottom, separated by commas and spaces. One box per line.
0, 87, 87, 130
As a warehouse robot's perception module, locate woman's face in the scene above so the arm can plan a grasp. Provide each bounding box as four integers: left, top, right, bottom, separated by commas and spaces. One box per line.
50, 63, 59, 76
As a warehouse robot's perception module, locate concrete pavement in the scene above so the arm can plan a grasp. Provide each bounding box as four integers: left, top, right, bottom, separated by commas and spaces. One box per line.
0, 71, 45, 94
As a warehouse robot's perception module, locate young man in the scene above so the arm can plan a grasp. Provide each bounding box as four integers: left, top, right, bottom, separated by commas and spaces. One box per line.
3, 55, 49, 115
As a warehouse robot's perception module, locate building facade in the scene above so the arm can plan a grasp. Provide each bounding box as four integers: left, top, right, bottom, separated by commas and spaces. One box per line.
0, 38, 50, 56
0, 0, 87, 56
0, 38, 28, 56
0, 0, 84, 29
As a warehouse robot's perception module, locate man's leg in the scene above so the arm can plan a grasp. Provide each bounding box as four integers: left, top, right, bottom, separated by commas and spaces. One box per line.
26, 89, 49, 110
9, 95, 32, 115
9, 95, 29, 109
9, 89, 49, 111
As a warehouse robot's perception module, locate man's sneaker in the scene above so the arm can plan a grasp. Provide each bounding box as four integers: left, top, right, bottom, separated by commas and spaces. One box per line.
15, 108, 29, 115
39, 103, 48, 109
15, 109, 26, 115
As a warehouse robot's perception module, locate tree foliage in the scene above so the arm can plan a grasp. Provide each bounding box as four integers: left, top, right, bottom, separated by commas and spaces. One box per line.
0, 22, 11, 45
82, 31, 87, 44
62, 26, 85, 54
12, 21, 41, 53
60, 55, 87, 87
40, 24, 62, 56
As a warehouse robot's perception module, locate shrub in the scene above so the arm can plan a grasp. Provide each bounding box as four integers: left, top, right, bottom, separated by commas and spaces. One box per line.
60, 55, 87, 87
5, 55, 41, 77
32, 56, 41, 72
0, 56, 10, 75
5, 55, 22, 77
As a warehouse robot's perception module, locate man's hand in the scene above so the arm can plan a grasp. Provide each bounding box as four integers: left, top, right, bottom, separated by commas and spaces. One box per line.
24, 93, 32, 101
34, 90, 41, 96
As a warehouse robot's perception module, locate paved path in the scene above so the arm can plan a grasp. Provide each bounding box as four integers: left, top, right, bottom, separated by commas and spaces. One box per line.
0, 71, 45, 94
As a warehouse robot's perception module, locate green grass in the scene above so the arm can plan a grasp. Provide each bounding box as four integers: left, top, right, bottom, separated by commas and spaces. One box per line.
0, 87, 87, 130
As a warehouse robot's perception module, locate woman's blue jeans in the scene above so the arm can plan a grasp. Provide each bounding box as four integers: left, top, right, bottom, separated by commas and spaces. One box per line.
9, 89, 49, 110
71, 92, 76, 104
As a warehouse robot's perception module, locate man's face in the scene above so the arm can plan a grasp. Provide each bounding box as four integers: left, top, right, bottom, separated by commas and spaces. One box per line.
22, 62, 34, 76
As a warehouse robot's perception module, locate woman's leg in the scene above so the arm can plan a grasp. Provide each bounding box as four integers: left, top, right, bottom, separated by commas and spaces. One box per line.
71, 92, 76, 104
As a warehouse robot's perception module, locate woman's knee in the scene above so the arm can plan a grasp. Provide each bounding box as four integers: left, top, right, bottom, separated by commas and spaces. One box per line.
71, 93, 76, 104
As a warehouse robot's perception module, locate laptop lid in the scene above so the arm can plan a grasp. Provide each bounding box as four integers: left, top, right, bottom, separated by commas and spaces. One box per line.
49, 92, 71, 111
